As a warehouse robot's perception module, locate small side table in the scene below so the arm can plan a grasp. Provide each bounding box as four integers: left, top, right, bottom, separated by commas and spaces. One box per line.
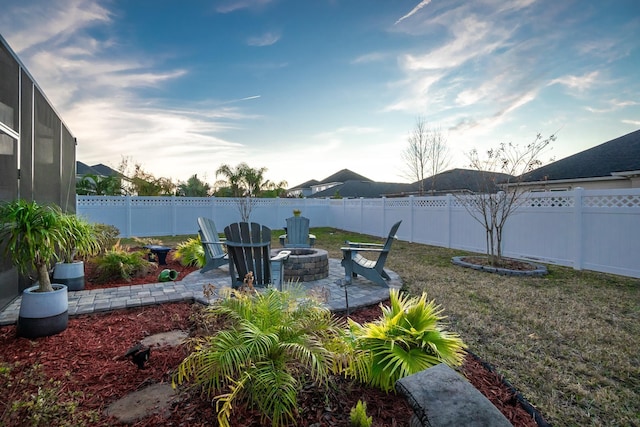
144, 245, 171, 265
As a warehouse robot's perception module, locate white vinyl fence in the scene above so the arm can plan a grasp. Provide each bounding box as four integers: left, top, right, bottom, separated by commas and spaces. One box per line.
77, 188, 640, 279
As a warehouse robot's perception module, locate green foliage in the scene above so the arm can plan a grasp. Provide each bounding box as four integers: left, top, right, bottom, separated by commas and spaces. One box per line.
174, 288, 347, 427
75, 173, 122, 195
91, 223, 120, 255
93, 243, 155, 283
177, 174, 211, 197
345, 289, 466, 392
174, 236, 205, 267
58, 214, 101, 262
0, 199, 68, 292
3, 363, 99, 427
349, 400, 372, 427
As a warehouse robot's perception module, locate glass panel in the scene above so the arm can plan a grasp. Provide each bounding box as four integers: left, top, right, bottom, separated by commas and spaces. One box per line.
20, 69, 33, 199
33, 89, 61, 205
0, 42, 19, 131
61, 124, 76, 213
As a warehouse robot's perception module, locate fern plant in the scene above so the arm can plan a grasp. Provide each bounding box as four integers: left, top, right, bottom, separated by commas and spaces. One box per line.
344, 289, 466, 392
174, 288, 348, 427
349, 400, 372, 427
173, 236, 205, 267
93, 242, 155, 283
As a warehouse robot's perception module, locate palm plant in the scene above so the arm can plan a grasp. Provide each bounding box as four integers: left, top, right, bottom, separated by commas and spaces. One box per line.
173, 236, 205, 267
0, 200, 68, 293
174, 288, 347, 427
58, 214, 101, 263
344, 289, 466, 392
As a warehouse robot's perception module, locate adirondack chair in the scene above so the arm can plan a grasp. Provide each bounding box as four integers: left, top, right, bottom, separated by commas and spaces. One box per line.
279, 216, 316, 248
224, 222, 291, 289
341, 221, 402, 287
197, 217, 229, 273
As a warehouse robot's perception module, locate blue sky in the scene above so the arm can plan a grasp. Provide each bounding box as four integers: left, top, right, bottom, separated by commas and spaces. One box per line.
1, 0, 639, 188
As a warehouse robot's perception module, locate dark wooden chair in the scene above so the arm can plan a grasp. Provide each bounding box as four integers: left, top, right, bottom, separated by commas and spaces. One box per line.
197, 217, 229, 273
224, 222, 290, 289
279, 216, 316, 248
341, 221, 402, 286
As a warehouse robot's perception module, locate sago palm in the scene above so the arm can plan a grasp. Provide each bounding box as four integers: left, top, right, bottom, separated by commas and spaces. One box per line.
344, 289, 466, 392
174, 288, 347, 427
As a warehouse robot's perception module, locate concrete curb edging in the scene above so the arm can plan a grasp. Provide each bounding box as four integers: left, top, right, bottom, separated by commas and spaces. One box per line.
451, 256, 548, 276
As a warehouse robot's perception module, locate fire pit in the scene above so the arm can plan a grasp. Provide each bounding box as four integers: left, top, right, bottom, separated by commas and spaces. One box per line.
271, 248, 329, 282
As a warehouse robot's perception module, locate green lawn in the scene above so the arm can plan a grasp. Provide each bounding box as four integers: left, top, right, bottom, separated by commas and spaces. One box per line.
124, 227, 640, 426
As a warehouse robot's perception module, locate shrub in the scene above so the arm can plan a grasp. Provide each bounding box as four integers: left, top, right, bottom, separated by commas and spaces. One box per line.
91, 223, 120, 255
344, 289, 466, 392
174, 288, 348, 427
174, 236, 205, 267
350, 400, 372, 427
3, 363, 99, 426
93, 242, 155, 283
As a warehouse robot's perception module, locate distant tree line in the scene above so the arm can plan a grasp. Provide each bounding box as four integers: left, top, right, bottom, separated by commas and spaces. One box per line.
76, 158, 288, 198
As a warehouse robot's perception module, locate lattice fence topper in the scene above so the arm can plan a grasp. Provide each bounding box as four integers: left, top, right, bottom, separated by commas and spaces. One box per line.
386, 199, 410, 208
527, 195, 574, 208
414, 198, 448, 208
362, 199, 383, 208
584, 194, 640, 208
76, 196, 127, 206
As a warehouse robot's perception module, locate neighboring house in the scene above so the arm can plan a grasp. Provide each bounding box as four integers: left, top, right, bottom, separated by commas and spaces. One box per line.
289, 168, 513, 199
76, 162, 119, 181
414, 168, 513, 195
287, 179, 319, 197
311, 180, 417, 198
517, 129, 640, 191
288, 169, 374, 198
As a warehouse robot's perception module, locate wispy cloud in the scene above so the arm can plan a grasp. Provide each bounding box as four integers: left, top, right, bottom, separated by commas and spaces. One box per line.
1, 0, 259, 182
395, 0, 432, 25
351, 52, 387, 64
0, 0, 111, 52
586, 99, 638, 113
622, 119, 640, 126
247, 32, 281, 47
216, 0, 274, 14
548, 71, 600, 91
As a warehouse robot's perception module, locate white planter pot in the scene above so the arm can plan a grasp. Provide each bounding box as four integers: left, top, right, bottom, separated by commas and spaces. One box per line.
17, 284, 68, 338
53, 261, 85, 291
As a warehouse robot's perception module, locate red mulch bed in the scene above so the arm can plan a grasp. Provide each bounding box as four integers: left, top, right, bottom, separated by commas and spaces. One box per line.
0, 250, 542, 426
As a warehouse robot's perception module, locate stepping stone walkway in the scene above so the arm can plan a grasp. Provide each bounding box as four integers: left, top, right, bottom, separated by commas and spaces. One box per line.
104, 330, 188, 424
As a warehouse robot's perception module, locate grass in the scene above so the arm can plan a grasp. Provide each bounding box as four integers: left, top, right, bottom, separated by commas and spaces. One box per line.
123, 227, 640, 426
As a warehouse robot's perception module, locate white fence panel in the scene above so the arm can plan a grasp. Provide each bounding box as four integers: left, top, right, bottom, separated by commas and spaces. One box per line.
580, 190, 640, 277
501, 192, 576, 266
77, 188, 640, 278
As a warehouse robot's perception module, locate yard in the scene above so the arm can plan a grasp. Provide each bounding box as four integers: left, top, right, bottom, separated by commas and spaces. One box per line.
120, 227, 639, 426
304, 227, 638, 426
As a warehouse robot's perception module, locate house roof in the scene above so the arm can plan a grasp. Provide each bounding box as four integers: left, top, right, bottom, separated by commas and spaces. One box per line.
76, 161, 98, 176
90, 163, 120, 177
522, 129, 640, 182
310, 180, 417, 198
416, 168, 514, 194
289, 179, 320, 190
317, 169, 372, 184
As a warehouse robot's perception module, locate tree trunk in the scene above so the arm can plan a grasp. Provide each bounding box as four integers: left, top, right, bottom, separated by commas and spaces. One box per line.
36, 263, 54, 292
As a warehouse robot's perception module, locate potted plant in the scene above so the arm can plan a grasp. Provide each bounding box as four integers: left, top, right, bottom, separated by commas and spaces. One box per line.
53, 214, 101, 291
0, 199, 70, 338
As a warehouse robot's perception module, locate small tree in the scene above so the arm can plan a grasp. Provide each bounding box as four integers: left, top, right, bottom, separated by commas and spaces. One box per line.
215, 163, 286, 221
402, 116, 449, 195
76, 173, 123, 195
177, 174, 211, 197
458, 133, 555, 266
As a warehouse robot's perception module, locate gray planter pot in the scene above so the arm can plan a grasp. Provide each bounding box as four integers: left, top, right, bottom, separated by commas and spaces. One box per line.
17, 284, 69, 338
53, 261, 85, 291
